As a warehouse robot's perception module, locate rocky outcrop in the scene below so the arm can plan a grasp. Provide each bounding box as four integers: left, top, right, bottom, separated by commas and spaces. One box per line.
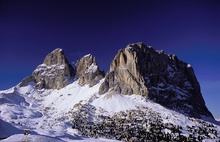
20, 48, 75, 89
33, 48, 75, 89
19, 49, 104, 89
75, 54, 104, 87
99, 44, 148, 96
99, 42, 213, 119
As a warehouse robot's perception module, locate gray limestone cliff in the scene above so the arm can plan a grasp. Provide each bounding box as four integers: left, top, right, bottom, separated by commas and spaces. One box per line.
99, 44, 148, 96
75, 54, 104, 87
99, 42, 213, 119
19, 48, 75, 89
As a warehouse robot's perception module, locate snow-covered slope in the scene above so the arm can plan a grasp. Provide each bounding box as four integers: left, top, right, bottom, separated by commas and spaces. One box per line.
0, 80, 119, 141
1, 79, 220, 141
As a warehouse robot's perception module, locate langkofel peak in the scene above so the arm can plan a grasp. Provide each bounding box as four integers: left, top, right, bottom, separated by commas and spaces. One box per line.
99, 42, 213, 119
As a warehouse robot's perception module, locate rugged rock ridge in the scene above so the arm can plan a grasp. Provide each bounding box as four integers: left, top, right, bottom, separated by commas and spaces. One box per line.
30, 48, 75, 89
99, 42, 213, 119
19, 49, 104, 89
18, 44, 213, 119
75, 54, 104, 87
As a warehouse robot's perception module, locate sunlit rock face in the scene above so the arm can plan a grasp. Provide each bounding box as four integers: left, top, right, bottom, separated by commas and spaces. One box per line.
75, 54, 104, 87
99, 43, 148, 96
99, 42, 213, 119
20, 48, 75, 89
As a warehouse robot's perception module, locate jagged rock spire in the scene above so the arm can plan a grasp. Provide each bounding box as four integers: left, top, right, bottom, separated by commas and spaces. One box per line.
43, 48, 68, 65
75, 54, 104, 87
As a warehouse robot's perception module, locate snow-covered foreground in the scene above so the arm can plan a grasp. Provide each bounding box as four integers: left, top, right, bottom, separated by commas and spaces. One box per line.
1, 134, 63, 142
1, 134, 119, 142
0, 79, 220, 141
0, 80, 119, 141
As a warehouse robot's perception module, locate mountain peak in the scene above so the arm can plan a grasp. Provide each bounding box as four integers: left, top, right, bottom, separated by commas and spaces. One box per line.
19, 48, 75, 89
99, 42, 213, 119
125, 42, 153, 51
43, 48, 67, 66
34, 48, 75, 89
126, 42, 143, 48
83, 53, 93, 58
52, 48, 63, 53
100, 43, 150, 96
76, 54, 104, 87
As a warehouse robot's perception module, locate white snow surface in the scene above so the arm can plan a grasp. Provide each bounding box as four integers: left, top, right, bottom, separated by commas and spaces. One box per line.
1, 79, 220, 141
1, 134, 118, 142
0, 80, 119, 141
92, 92, 147, 115
1, 134, 63, 142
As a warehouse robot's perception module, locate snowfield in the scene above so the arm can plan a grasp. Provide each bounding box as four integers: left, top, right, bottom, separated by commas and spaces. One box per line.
0, 79, 220, 141
1, 134, 119, 142
1, 134, 63, 142
0, 80, 119, 141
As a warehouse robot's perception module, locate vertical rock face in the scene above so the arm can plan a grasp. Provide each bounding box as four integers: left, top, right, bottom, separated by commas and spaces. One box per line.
99, 43, 149, 96
99, 42, 213, 118
75, 54, 105, 87
24, 48, 75, 89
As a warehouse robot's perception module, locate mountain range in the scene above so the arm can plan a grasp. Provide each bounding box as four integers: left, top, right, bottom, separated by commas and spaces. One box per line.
0, 42, 219, 141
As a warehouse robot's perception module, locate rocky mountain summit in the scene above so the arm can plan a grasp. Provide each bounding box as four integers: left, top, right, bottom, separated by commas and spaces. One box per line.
19, 43, 213, 119
19, 48, 104, 89
75, 54, 105, 87
20, 48, 75, 89
99, 42, 213, 119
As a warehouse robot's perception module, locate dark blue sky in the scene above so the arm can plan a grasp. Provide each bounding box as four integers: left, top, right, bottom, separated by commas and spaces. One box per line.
0, 0, 220, 118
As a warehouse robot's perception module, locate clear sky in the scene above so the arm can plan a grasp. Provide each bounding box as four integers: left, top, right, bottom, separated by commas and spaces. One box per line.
0, 0, 220, 118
